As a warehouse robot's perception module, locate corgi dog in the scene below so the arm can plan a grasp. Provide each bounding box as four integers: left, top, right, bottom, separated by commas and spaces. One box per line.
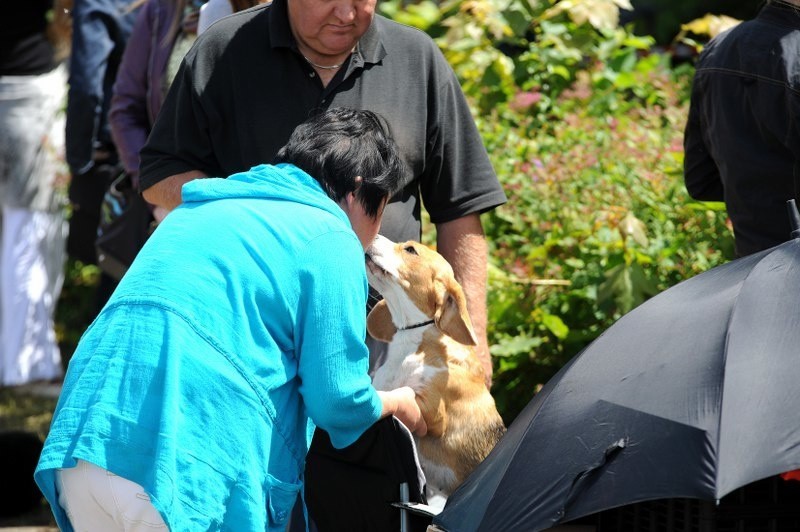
365, 235, 506, 505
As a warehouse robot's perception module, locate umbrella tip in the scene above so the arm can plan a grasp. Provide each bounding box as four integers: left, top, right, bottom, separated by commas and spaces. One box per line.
788, 200, 800, 239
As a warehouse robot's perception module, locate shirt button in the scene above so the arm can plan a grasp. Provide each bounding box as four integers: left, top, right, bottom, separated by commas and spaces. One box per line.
309, 72, 315, 78
276, 510, 287, 521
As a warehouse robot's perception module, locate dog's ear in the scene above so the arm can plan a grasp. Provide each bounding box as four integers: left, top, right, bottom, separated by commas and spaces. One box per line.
434, 279, 478, 346
367, 300, 397, 343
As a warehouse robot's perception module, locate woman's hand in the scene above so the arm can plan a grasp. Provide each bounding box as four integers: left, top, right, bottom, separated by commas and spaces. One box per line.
378, 387, 427, 437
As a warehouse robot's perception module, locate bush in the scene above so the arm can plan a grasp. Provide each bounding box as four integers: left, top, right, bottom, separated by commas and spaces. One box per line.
381, 0, 734, 423
483, 68, 732, 420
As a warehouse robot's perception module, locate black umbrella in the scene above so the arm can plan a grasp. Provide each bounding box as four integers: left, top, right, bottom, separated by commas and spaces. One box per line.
431, 202, 800, 532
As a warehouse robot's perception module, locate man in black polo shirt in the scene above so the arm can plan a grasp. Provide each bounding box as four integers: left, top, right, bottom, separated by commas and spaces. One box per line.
139, 0, 506, 382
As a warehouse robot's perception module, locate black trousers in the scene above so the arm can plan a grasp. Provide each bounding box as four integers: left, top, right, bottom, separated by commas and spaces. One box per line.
302, 417, 431, 532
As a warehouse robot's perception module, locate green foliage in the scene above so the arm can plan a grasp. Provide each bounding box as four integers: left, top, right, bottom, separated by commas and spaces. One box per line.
482, 101, 733, 420
56, 259, 101, 365
381, 0, 733, 423
0, 388, 57, 440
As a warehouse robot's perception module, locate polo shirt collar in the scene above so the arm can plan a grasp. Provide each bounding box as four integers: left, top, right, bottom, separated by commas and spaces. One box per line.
266, 0, 386, 65
267, 0, 293, 48
356, 16, 387, 65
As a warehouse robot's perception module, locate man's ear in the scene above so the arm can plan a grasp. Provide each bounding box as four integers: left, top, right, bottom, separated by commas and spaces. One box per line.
367, 300, 396, 342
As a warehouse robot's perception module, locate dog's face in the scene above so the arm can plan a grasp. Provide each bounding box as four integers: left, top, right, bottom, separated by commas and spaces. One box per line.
365, 235, 477, 346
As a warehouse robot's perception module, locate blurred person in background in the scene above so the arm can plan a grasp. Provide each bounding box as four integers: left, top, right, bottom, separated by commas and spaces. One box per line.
197, 0, 269, 34
65, 0, 139, 313
0, 1, 71, 386
110, 0, 210, 224
684, 0, 800, 257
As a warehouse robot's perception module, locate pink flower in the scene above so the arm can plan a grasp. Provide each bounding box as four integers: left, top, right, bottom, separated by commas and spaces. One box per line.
509, 91, 543, 112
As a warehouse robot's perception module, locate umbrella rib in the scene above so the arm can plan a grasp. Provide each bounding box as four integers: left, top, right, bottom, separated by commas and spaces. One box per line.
712, 258, 759, 498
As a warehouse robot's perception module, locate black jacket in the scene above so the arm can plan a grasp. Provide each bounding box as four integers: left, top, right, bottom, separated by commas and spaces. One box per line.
684, 2, 800, 257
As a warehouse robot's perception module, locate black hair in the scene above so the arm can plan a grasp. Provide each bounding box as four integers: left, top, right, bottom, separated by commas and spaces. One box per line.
273, 107, 406, 218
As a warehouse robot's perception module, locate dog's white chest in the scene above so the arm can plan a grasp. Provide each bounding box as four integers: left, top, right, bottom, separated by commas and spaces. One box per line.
371, 332, 434, 392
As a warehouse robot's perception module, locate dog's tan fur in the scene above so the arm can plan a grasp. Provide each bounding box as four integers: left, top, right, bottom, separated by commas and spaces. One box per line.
366, 236, 506, 501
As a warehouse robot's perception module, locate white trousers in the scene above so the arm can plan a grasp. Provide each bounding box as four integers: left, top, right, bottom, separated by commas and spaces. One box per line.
0, 65, 68, 386
0, 207, 65, 385
56, 460, 168, 531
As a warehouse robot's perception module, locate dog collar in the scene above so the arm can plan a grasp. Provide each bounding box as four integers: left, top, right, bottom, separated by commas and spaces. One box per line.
397, 319, 435, 331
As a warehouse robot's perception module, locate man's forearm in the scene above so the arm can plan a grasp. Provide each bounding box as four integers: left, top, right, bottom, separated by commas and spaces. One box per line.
141, 170, 207, 211
436, 214, 492, 387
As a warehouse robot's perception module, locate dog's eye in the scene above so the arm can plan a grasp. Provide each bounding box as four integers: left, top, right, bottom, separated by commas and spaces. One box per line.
404, 245, 418, 255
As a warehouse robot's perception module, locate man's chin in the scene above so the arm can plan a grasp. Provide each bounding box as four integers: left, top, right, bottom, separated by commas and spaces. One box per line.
319, 33, 360, 53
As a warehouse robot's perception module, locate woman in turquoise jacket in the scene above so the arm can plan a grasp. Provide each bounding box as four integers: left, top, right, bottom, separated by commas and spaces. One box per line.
35, 108, 425, 531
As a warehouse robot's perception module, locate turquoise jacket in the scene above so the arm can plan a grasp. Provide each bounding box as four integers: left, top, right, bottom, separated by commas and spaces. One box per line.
35, 164, 383, 531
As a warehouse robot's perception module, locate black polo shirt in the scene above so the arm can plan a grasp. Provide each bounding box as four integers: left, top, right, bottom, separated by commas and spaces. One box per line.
139, 0, 505, 243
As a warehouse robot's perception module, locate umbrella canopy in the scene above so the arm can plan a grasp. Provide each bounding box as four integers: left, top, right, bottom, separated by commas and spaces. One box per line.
433, 222, 800, 531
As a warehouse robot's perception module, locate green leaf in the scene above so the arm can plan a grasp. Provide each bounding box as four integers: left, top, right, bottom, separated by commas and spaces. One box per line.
393, 2, 442, 31
541, 312, 570, 339
549, 64, 572, 80
620, 212, 649, 247
491, 334, 544, 357
598, 262, 659, 314
503, 9, 531, 37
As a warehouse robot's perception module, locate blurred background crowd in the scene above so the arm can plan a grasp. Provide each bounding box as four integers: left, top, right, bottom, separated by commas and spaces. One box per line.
2, 0, 269, 393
